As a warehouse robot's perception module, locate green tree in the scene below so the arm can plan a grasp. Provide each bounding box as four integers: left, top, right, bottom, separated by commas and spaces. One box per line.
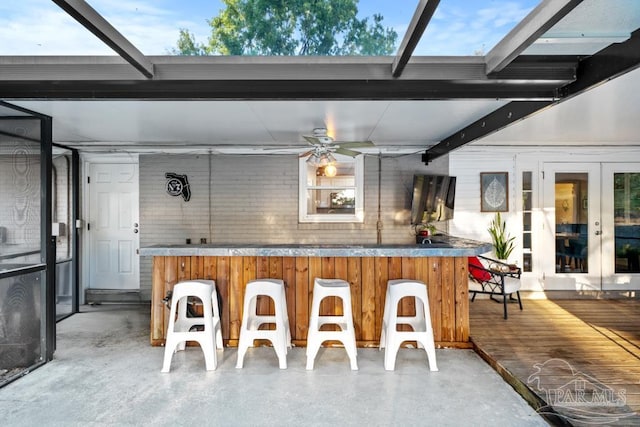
172, 0, 398, 56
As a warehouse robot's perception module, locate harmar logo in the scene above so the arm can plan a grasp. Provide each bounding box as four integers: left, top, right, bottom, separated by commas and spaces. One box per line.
527, 358, 637, 425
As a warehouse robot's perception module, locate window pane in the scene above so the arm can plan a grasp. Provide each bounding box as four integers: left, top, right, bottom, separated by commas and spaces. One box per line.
614, 173, 640, 273
523, 212, 532, 232
307, 189, 356, 215
555, 173, 588, 273
523, 171, 532, 191
300, 155, 363, 223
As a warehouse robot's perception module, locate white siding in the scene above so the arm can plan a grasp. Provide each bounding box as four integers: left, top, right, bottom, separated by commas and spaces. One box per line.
450, 145, 640, 291
138, 152, 448, 298
449, 150, 517, 247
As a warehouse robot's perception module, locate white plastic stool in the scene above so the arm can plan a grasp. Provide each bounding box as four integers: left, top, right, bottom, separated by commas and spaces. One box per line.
161, 280, 223, 372
236, 279, 290, 369
306, 278, 358, 370
379, 279, 437, 371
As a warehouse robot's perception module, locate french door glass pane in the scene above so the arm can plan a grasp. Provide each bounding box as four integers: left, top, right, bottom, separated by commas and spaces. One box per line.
614, 173, 640, 273
555, 173, 588, 273
522, 172, 532, 272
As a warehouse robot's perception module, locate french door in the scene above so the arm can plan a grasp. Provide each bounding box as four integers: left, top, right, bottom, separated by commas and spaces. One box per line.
601, 163, 640, 290
542, 162, 640, 290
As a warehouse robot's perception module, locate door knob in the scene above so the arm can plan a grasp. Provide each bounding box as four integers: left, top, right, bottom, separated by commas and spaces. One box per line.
595, 230, 601, 235
134, 229, 139, 234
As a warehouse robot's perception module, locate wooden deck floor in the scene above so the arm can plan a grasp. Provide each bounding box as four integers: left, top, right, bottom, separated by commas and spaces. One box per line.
470, 298, 640, 426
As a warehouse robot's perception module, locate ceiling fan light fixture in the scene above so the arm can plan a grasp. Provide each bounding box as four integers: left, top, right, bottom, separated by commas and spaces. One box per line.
327, 153, 336, 164
324, 164, 337, 177
318, 153, 331, 167
306, 153, 319, 166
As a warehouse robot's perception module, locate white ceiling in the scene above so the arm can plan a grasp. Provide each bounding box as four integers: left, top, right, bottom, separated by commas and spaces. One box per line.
10, 98, 511, 153
480, 65, 640, 145
10, 65, 640, 154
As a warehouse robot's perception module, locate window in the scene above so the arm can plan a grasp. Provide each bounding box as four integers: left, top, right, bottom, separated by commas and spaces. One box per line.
299, 155, 364, 223
522, 171, 533, 272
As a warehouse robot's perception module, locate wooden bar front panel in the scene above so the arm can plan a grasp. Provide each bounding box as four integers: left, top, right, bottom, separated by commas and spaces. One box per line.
150, 255, 470, 348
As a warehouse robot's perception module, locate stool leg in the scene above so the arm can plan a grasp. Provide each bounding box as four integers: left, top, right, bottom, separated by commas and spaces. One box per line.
344, 334, 358, 371
274, 331, 288, 370
305, 318, 320, 370
414, 297, 425, 349
417, 336, 438, 372
418, 294, 437, 372
161, 337, 178, 373
212, 291, 224, 350
384, 298, 400, 371
272, 303, 288, 369
176, 296, 189, 352
201, 306, 218, 371
161, 297, 181, 373
235, 295, 253, 369
341, 295, 358, 370
281, 284, 292, 348
306, 289, 323, 369
384, 333, 400, 371
379, 284, 391, 350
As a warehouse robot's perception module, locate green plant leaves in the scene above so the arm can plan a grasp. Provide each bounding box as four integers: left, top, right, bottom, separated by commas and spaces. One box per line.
488, 212, 515, 260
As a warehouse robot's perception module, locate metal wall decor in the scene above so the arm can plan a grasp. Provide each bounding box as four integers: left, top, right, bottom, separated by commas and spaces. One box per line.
165, 172, 191, 201
480, 172, 508, 212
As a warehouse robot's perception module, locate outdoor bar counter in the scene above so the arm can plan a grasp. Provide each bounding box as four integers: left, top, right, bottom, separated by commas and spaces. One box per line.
140, 236, 492, 349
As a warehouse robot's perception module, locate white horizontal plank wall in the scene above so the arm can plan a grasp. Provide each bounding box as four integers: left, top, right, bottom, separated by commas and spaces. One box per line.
450, 144, 640, 292
449, 149, 518, 256
138, 152, 447, 297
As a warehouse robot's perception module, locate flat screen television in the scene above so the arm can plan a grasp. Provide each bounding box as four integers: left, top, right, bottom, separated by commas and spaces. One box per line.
410, 175, 456, 224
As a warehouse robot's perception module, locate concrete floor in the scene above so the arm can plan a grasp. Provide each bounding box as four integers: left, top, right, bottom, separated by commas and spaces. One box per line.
0, 304, 547, 426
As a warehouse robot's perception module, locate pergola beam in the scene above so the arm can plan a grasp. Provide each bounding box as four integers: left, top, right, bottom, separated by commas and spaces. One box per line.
422, 101, 553, 164
391, 0, 440, 78
485, 0, 583, 75
0, 55, 576, 97
424, 27, 640, 163
52, 0, 154, 79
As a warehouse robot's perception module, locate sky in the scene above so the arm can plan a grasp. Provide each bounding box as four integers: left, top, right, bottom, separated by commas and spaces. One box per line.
0, 0, 540, 56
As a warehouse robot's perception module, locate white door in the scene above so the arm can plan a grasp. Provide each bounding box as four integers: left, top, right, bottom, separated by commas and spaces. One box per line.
88, 163, 139, 290
542, 162, 640, 291
542, 163, 601, 290
601, 163, 640, 290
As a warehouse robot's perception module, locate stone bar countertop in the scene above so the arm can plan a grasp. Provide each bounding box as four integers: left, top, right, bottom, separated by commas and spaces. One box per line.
139, 235, 492, 257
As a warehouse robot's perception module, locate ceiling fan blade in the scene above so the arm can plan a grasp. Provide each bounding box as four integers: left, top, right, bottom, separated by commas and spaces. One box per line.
335, 141, 375, 149
303, 135, 320, 144
334, 147, 362, 157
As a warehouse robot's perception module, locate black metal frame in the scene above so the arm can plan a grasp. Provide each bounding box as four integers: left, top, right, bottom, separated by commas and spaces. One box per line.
0, 0, 634, 163
41, 116, 55, 359
51, 143, 81, 321
468, 255, 523, 320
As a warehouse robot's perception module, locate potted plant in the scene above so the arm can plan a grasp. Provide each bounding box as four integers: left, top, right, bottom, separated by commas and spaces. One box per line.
487, 212, 515, 261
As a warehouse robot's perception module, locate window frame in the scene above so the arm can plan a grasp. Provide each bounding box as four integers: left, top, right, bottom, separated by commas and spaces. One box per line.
298, 154, 364, 223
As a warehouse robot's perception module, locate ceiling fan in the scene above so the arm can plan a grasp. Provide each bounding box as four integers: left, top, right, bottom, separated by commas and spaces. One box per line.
300, 127, 375, 166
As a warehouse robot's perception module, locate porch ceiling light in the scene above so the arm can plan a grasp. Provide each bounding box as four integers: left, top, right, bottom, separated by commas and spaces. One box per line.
324, 164, 337, 177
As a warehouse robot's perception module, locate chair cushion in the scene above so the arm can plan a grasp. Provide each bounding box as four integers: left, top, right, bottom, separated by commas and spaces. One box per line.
503, 277, 522, 294
468, 257, 491, 282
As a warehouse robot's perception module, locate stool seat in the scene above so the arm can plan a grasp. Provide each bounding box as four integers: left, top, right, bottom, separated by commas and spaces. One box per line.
236, 279, 290, 369
161, 280, 223, 373
306, 278, 358, 370
379, 279, 437, 372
